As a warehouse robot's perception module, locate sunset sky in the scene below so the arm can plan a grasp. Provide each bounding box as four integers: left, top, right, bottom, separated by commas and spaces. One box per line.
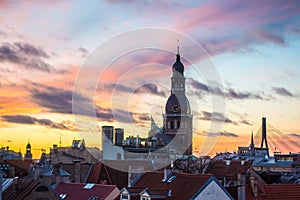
1, 0, 300, 158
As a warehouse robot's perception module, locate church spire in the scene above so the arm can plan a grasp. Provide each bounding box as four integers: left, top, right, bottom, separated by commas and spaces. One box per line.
176, 39, 180, 61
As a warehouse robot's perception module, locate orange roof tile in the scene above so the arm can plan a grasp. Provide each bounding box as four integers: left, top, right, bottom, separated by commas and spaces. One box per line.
55, 182, 119, 200
129, 171, 213, 200
246, 184, 300, 199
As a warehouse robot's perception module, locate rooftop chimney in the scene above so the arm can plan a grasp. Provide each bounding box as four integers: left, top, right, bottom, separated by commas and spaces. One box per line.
73, 160, 81, 183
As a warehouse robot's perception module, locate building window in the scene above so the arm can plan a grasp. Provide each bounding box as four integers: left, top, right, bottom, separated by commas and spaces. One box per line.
121, 194, 129, 200
141, 197, 150, 200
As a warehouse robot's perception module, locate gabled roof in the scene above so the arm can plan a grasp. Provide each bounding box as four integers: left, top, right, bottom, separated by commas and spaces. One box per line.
1, 160, 33, 177
55, 182, 119, 200
206, 160, 252, 180
86, 161, 128, 189
127, 171, 218, 200
86, 160, 156, 189
1, 178, 14, 192
246, 184, 300, 199
2, 178, 59, 200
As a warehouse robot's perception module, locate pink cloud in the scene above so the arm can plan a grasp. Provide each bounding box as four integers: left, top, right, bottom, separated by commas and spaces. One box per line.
251, 29, 285, 45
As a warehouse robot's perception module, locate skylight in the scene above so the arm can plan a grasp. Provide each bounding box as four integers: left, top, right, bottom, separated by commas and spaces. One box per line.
167, 176, 176, 183
59, 194, 67, 199
84, 183, 95, 189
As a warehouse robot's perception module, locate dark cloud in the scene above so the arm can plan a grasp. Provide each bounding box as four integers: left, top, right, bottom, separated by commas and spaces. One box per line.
30, 85, 89, 114
0, 42, 62, 73
252, 29, 285, 45
97, 106, 150, 125
271, 86, 294, 97
2, 115, 35, 124
201, 111, 237, 125
1, 115, 73, 130
104, 83, 133, 93
189, 78, 266, 100
30, 83, 150, 125
78, 47, 89, 57
136, 114, 151, 122
239, 119, 253, 126
104, 83, 166, 97
207, 131, 239, 138
111, 108, 135, 123
135, 83, 166, 97
226, 88, 264, 100
14, 42, 49, 58
287, 133, 300, 138
189, 78, 224, 96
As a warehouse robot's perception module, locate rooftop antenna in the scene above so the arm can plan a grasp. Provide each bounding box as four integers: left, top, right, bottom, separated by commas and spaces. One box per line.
59, 137, 62, 148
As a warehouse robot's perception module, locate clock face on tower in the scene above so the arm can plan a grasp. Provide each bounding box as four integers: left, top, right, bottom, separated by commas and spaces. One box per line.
172, 105, 181, 112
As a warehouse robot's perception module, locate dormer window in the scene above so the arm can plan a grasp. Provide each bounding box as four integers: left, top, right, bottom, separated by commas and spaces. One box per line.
141, 197, 150, 200
121, 193, 129, 200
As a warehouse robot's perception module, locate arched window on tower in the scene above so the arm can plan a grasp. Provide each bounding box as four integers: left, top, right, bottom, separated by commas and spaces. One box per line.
185, 121, 187, 129
177, 121, 180, 129
171, 121, 174, 129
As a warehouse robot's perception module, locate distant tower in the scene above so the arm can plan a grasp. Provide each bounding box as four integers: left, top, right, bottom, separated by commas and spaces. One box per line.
260, 117, 269, 150
102, 126, 114, 144
163, 45, 193, 155
114, 128, 124, 146
250, 131, 255, 155
148, 116, 161, 138
24, 141, 32, 160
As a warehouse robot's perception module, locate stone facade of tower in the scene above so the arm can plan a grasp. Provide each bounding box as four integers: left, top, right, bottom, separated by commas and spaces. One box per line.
163, 50, 193, 155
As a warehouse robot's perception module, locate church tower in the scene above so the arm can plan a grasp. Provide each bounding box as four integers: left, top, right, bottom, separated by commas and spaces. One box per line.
163, 46, 193, 155
24, 141, 32, 160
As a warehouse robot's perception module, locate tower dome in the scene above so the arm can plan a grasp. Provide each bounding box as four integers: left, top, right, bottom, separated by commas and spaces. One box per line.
165, 94, 191, 114
172, 54, 184, 75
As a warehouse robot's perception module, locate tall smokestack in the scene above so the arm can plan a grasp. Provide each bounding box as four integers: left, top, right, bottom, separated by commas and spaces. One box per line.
260, 117, 268, 150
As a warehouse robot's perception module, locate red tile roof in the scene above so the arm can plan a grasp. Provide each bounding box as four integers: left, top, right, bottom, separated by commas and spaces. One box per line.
55, 182, 119, 200
128, 171, 213, 200
2, 160, 33, 177
206, 160, 252, 180
86, 161, 128, 189
246, 184, 300, 200
86, 160, 155, 189
6, 159, 32, 170
86, 162, 103, 183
